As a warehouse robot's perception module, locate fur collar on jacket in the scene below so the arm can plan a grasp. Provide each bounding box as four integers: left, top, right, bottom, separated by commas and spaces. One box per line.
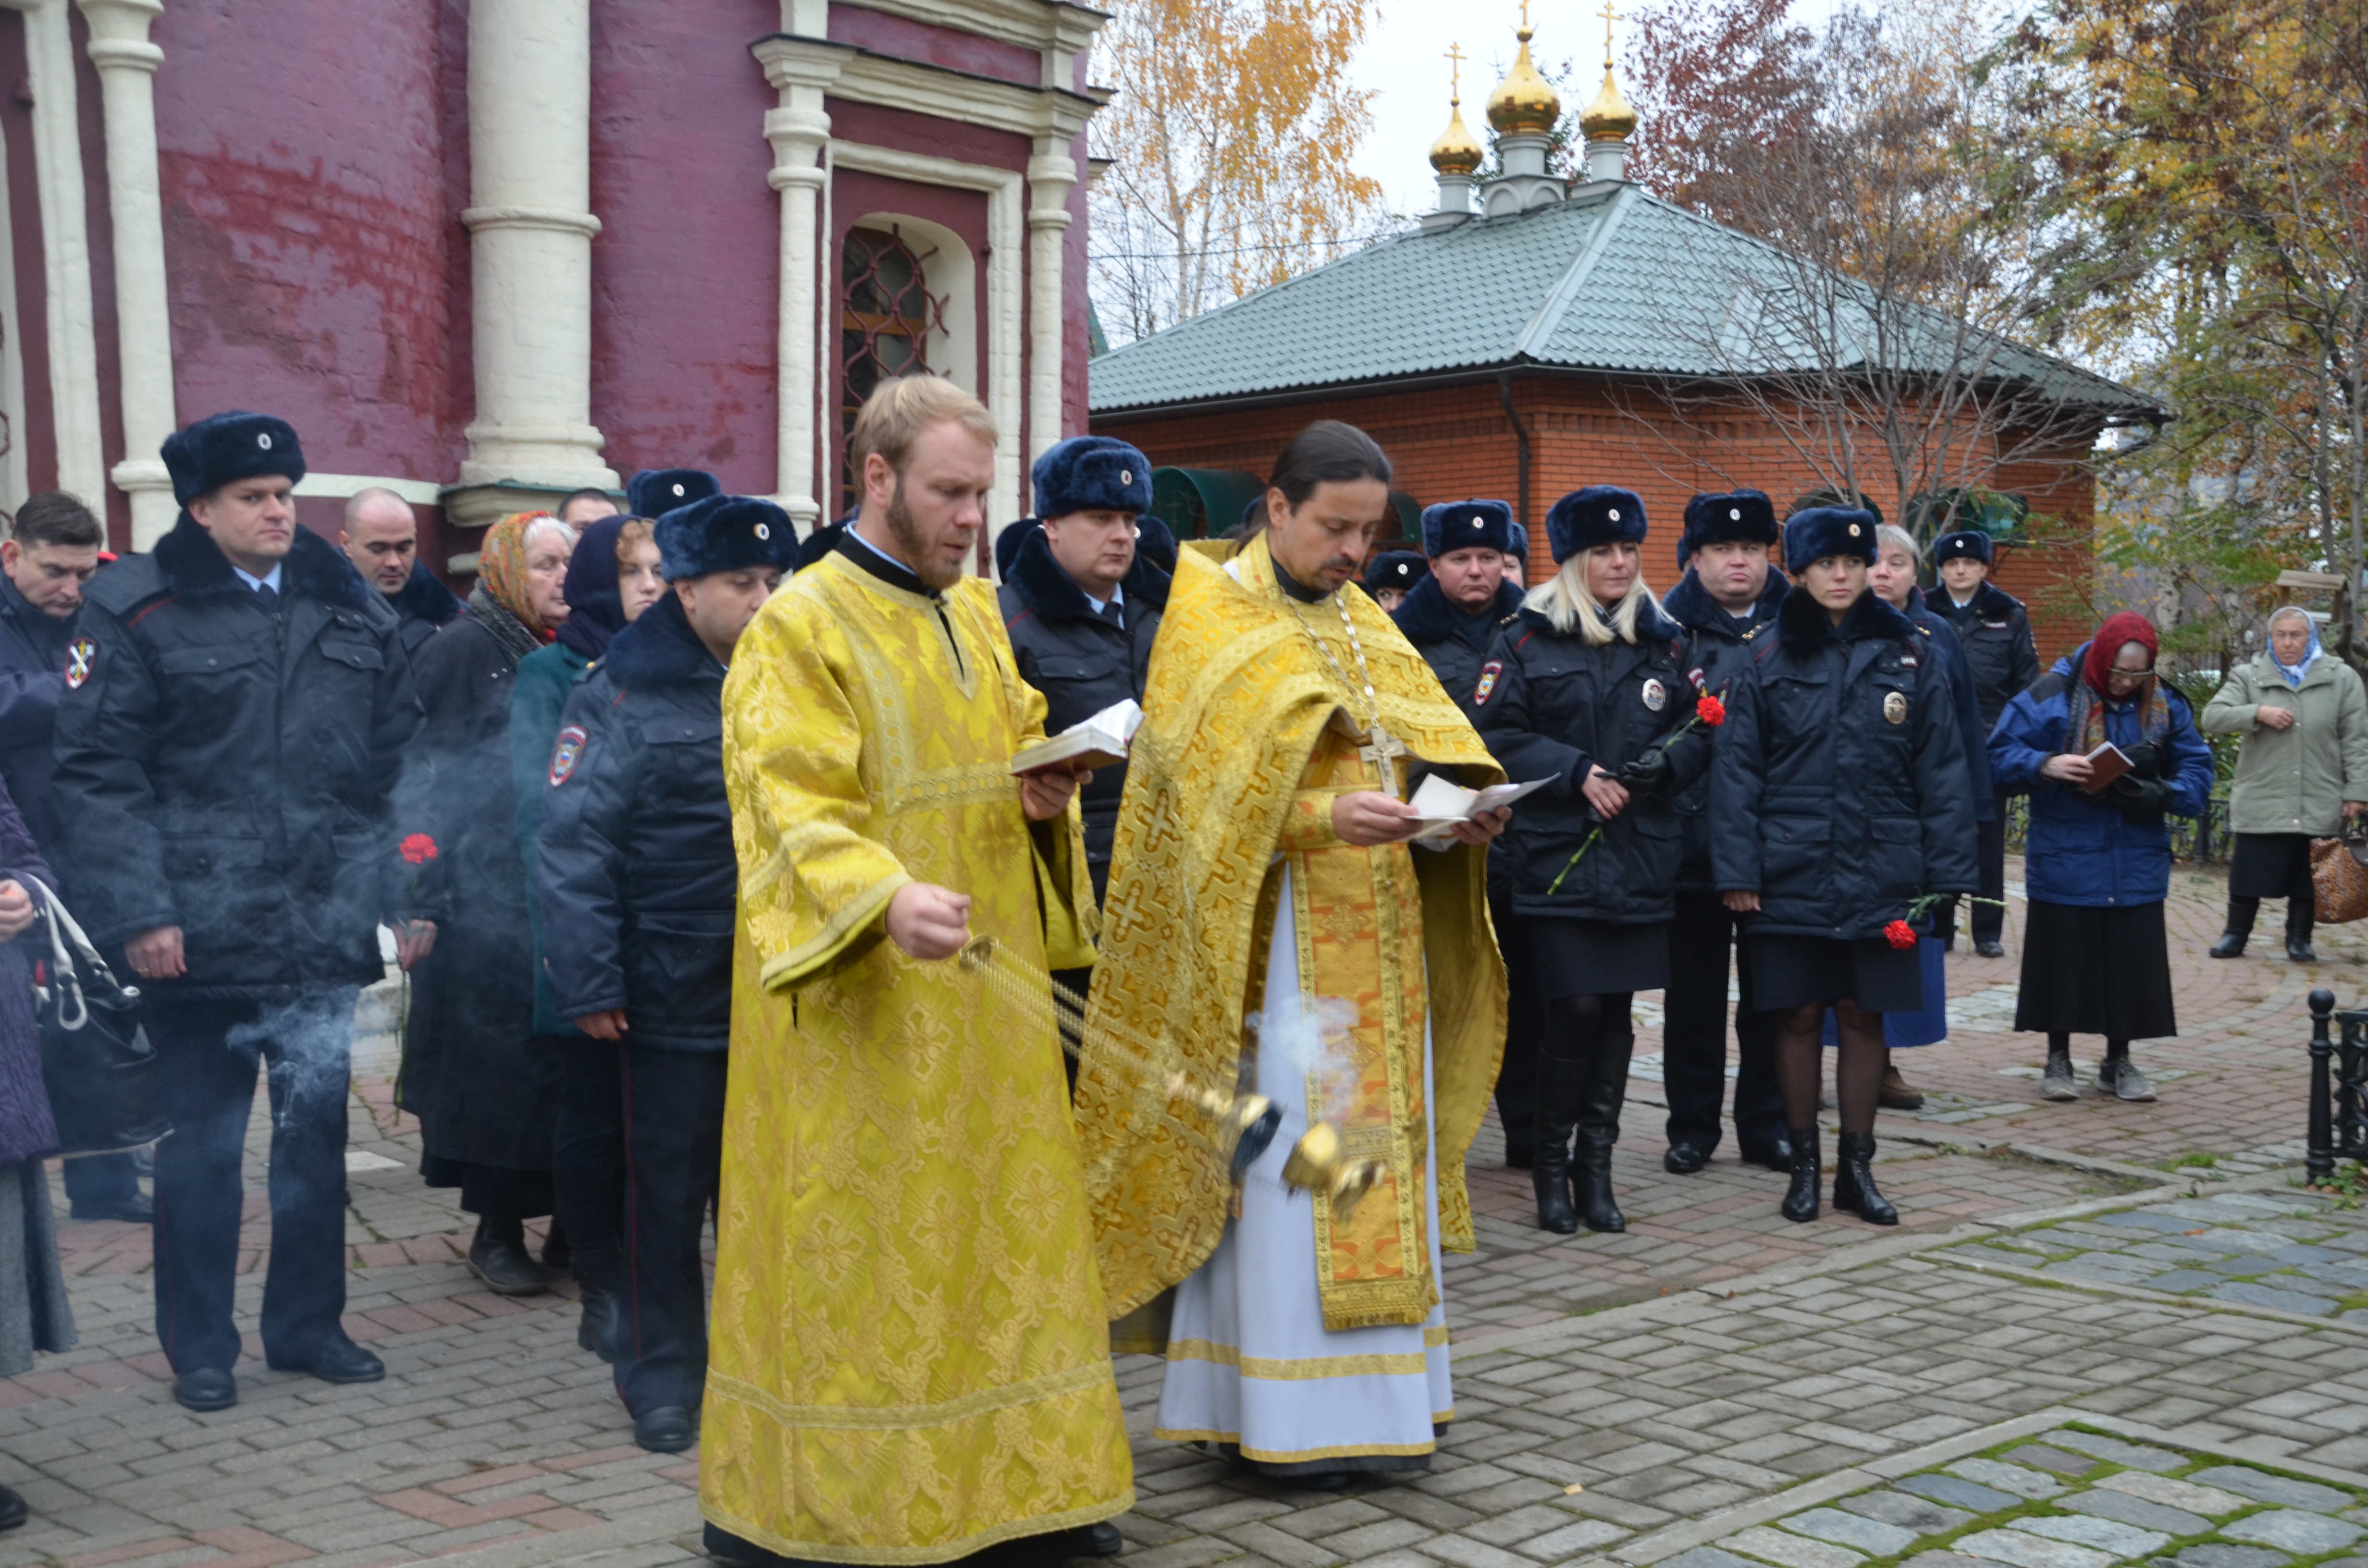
603, 590, 719, 688
1390, 573, 1524, 646
1934, 578, 2021, 620
1002, 526, 1172, 623
1663, 566, 1789, 636
1776, 583, 1917, 650
392, 559, 465, 625
153, 511, 378, 613
1514, 591, 1687, 645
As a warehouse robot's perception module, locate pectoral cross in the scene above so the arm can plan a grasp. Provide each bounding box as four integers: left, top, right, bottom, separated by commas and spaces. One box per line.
1358, 727, 1410, 792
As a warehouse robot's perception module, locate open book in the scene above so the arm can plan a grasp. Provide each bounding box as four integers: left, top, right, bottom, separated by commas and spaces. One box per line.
1406, 773, 1553, 841
1010, 698, 1143, 775
2081, 740, 2132, 794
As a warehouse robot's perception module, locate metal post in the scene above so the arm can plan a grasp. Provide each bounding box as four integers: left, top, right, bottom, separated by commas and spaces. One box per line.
2310, 988, 2337, 1185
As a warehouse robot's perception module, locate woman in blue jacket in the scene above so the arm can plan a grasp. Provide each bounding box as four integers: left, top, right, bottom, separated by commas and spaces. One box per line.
1988, 612, 2213, 1105
1710, 508, 1978, 1225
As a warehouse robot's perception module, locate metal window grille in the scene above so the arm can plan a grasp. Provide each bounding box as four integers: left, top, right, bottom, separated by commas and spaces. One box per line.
839, 226, 948, 511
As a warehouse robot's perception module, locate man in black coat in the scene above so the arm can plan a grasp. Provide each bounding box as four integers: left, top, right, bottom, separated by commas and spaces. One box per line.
0, 491, 148, 1221
1392, 500, 1535, 1160
1929, 528, 2040, 957
54, 411, 420, 1412
997, 436, 1168, 907
341, 486, 463, 653
1659, 491, 1792, 1174
539, 493, 794, 1456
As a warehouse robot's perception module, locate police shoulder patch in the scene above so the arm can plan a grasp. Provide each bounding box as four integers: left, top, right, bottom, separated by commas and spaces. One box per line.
64, 637, 95, 690
1473, 661, 1503, 706
548, 724, 588, 786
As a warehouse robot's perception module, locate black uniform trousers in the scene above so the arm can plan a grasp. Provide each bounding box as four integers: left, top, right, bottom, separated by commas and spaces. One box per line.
1661, 891, 1783, 1157
617, 1044, 728, 1414
148, 986, 358, 1372
549, 1036, 625, 1256
1932, 793, 2009, 947
1488, 888, 1542, 1159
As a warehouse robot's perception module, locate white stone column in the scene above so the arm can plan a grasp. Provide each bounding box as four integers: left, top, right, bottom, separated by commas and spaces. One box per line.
454, 0, 614, 520
23, 0, 106, 513
754, 37, 841, 530
1024, 148, 1074, 477
76, 0, 175, 546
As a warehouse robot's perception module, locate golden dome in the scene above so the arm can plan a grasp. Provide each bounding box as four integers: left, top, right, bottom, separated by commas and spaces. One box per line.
1486, 27, 1560, 137
1579, 66, 1637, 140
1430, 98, 1483, 175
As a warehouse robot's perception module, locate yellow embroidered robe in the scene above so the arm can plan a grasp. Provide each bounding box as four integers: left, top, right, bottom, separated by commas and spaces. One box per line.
705, 548, 1133, 1565
1075, 534, 1507, 1332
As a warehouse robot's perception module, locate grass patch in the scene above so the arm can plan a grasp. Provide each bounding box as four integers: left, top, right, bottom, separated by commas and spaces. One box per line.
2160, 1152, 2220, 1172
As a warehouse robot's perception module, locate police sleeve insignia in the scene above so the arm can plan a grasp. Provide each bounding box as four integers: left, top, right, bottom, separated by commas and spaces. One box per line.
1473, 661, 1503, 706
548, 724, 588, 785
64, 637, 95, 690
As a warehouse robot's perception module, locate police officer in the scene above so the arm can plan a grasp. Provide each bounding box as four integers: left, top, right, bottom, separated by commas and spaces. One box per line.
539, 493, 795, 1455
1392, 500, 1533, 1162
1658, 491, 1791, 1175
998, 436, 1169, 907
1362, 549, 1426, 612
55, 412, 419, 1411
340, 487, 463, 653
1929, 529, 2038, 957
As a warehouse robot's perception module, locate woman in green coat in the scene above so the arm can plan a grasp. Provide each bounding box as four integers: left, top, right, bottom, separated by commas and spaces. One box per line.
510, 514, 665, 1354
2200, 607, 2368, 962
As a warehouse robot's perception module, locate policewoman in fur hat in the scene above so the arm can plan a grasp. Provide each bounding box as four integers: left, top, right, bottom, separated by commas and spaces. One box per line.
1393, 501, 1535, 1163
1708, 507, 1977, 1226
1361, 549, 1427, 612
1928, 527, 2038, 957
1657, 490, 1793, 1178
1474, 486, 1710, 1235
538, 493, 797, 1454
53, 411, 421, 1410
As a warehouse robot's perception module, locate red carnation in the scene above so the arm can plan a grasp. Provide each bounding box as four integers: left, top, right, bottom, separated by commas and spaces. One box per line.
400, 833, 440, 866
1883, 919, 1917, 950
1695, 694, 1727, 727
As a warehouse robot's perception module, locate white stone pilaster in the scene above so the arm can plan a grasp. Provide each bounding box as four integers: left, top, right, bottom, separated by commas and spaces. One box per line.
76, 0, 174, 546
754, 33, 845, 530
13, 0, 105, 512
1024, 148, 1074, 477
453, 0, 614, 521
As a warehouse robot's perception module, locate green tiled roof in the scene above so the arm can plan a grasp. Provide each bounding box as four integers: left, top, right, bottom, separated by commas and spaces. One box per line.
1088, 184, 2152, 416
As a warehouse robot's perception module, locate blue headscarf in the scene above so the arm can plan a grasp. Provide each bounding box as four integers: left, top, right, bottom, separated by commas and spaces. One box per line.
2270, 605, 2322, 689
553, 515, 633, 661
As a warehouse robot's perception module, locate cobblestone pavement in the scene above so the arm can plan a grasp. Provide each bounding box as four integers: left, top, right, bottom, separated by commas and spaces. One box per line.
5, 862, 2368, 1568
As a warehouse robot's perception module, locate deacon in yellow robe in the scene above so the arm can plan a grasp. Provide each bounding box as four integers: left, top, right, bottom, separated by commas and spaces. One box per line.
704, 378, 1133, 1565
1076, 422, 1509, 1482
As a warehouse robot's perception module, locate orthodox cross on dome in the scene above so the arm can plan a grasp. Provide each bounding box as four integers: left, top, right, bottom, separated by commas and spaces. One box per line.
1599, 0, 1620, 70
1445, 41, 1465, 101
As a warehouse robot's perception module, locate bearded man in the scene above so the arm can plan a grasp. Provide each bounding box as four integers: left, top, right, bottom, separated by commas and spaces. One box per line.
701, 375, 1132, 1565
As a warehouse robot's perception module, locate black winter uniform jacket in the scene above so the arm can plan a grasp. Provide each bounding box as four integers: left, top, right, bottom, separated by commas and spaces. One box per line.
1473, 596, 1710, 923
388, 559, 465, 655
0, 573, 76, 858
1660, 567, 1788, 893
1391, 573, 1526, 724
1931, 579, 2040, 731
997, 527, 1169, 901
54, 517, 420, 997
1709, 588, 1978, 940
538, 592, 732, 1053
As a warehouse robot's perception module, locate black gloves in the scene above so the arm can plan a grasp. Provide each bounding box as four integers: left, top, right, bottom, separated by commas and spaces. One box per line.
2122, 741, 2162, 780
1619, 748, 1676, 800
2110, 775, 2171, 819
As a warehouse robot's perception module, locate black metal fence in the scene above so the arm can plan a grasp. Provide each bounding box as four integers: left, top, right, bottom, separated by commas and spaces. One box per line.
2000, 795, 2232, 865
2307, 990, 2368, 1182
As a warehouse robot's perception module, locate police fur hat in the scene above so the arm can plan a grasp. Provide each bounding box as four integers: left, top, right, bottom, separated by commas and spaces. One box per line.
1781, 506, 1880, 575
1545, 486, 1647, 564
1678, 490, 1778, 566
1421, 499, 1520, 558
628, 468, 718, 519
993, 517, 1041, 580
656, 494, 797, 582
1933, 528, 1993, 566
1032, 436, 1152, 521
1363, 550, 1428, 594
1135, 513, 1179, 576
162, 411, 305, 505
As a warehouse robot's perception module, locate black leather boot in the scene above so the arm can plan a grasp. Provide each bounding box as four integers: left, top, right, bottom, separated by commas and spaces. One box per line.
1832, 1130, 1899, 1225
1572, 1031, 1631, 1233
1531, 1048, 1584, 1234
572, 1244, 626, 1363
1780, 1127, 1820, 1222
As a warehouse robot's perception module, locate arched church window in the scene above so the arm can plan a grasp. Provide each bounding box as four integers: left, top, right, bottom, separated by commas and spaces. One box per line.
839, 226, 947, 510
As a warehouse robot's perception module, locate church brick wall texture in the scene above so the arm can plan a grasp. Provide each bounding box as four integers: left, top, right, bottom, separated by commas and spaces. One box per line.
1094, 375, 2103, 662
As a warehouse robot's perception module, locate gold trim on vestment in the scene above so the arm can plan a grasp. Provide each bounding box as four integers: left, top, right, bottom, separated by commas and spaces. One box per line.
756, 867, 909, 992
707, 1359, 1118, 1431
700, 1492, 1136, 1568
1149, 1431, 1448, 1461
1164, 1338, 1437, 1379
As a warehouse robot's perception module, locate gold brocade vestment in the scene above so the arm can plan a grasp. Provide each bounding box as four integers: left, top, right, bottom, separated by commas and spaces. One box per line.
1076, 534, 1507, 1333
704, 547, 1132, 1564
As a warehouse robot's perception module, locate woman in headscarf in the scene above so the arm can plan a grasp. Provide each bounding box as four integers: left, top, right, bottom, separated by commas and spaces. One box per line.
396, 512, 576, 1296
2201, 607, 2368, 962
1991, 612, 2214, 1104
509, 515, 663, 1359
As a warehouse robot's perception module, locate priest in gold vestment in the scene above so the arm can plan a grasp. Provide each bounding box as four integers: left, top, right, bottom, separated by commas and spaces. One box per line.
704, 378, 1133, 1565
1077, 421, 1509, 1482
